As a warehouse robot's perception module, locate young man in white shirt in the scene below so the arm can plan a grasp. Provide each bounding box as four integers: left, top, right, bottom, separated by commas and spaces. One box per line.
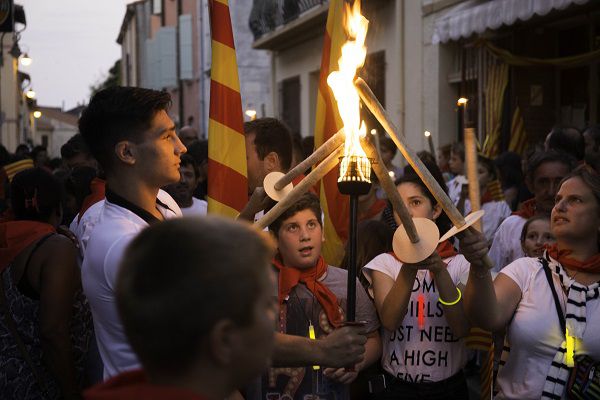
78, 86, 186, 378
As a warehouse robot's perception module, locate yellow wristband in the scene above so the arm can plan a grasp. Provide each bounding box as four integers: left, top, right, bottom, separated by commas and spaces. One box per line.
438, 287, 462, 306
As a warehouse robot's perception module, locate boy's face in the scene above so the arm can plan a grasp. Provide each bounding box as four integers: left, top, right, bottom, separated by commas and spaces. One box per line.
133, 110, 187, 188
448, 151, 464, 175
276, 208, 323, 270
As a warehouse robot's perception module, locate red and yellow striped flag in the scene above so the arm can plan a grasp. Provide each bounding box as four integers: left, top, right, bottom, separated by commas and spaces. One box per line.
467, 327, 495, 399
482, 63, 509, 158
314, 0, 348, 265
207, 0, 248, 217
508, 105, 527, 155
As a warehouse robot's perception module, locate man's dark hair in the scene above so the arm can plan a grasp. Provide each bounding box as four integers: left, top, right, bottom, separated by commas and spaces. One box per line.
180, 153, 200, 180
64, 166, 98, 212
547, 126, 584, 161
450, 142, 465, 162
61, 133, 91, 160
584, 125, 600, 152
11, 168, 62, 222
526, 150, 576, 182
186, 139, 208, 166
380, 137, 398, 157
269, 192, 322, 237
78, 86, 172, 173
31, 145, 47, 162
117, 217, 274, 378
244, 118, 293, 172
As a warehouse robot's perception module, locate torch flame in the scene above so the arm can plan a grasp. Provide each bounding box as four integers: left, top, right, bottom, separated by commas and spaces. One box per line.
327, 0, 369, 180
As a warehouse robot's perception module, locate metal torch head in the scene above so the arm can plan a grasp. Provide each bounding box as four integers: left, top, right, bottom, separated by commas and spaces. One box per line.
337, 155, 372, 195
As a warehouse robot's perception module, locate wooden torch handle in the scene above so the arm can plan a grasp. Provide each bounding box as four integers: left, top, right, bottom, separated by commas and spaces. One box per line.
275, 128, 345, 190
355, 77, 494, 270
359, 136, 420, 244
255, 145, 344, 230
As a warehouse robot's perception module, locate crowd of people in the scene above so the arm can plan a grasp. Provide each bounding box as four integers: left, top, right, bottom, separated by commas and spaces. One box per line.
0, 85, 599, 400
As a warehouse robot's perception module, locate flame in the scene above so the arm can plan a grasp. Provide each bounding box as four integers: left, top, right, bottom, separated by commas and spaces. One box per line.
327, 0, 369, 179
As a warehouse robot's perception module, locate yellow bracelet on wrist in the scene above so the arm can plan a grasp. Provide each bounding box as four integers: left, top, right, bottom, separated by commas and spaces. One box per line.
438, 287, 462, 306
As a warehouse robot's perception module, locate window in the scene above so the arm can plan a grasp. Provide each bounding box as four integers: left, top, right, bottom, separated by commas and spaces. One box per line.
280, 76, 301, 137
152, 0, 162, 15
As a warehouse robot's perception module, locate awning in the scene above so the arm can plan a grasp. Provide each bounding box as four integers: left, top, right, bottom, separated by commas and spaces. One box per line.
432, 0, 590, 44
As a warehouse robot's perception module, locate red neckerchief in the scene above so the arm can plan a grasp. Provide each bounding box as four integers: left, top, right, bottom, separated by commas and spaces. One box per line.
0, 221, 55, 273
545, 243, 600, 273
512, 198, 536, 219
436, 240, 458, 258
272, 255, 343, 328
78, 178, 106, 222
358, 199, 387, 221
480, 190, 494, 205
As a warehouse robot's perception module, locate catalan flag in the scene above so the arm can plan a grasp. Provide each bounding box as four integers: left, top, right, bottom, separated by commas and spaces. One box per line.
508, 105, 527, 156
314, 0, 348, 265
207, 0, 248, 217
482, 62, 509, 158
467, 327, 494, 399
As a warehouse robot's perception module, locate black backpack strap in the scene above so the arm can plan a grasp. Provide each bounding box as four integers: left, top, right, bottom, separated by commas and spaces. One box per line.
540, 256, 566, 335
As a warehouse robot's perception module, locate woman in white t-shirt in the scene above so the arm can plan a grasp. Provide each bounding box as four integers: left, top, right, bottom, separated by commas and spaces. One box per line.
463, 166, 600, 399
363, 171, 484, 399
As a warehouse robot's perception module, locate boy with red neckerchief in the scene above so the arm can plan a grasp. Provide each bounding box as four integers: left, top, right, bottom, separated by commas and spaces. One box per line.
245, 192, 381, 400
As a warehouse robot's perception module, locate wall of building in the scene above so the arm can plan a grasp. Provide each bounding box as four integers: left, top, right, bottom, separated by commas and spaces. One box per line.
0, 55, 22, 152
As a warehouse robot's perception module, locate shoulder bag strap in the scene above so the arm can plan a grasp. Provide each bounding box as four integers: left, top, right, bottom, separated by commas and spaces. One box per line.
540, 256, 566, 335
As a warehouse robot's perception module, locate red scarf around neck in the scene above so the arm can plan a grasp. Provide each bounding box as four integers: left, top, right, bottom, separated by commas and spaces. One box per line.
78, 178, 106, 222
512, 198, 537, 219
0, 221, 56, 273
272, 255, 343, 328
546, 243, 600, 273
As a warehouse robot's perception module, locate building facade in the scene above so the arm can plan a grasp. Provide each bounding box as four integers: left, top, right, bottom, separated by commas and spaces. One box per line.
117, 0, 272, 138
252, 0, 600, 156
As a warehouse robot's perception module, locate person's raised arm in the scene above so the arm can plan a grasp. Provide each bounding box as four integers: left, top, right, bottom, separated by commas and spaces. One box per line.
323, 330, 381, 384
460, 228, 521, 332
237, 188, 271, 222
272, 324, 367, 368
371, 266, 416, 331
427, 255, 470, 338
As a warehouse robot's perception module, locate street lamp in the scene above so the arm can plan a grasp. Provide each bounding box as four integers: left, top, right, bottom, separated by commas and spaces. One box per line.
25, 89, 36, 99
20, 53, 32, 66
245, 109, 256, 120
33, 110, 41, 118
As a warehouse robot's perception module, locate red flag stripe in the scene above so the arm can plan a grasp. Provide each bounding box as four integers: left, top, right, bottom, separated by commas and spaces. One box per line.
207, 159, 248, 211
209, 1, 235, 48
209, 80, 244, 134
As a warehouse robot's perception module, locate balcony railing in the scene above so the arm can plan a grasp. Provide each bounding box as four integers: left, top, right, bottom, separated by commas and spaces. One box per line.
250, 0, 327, 40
